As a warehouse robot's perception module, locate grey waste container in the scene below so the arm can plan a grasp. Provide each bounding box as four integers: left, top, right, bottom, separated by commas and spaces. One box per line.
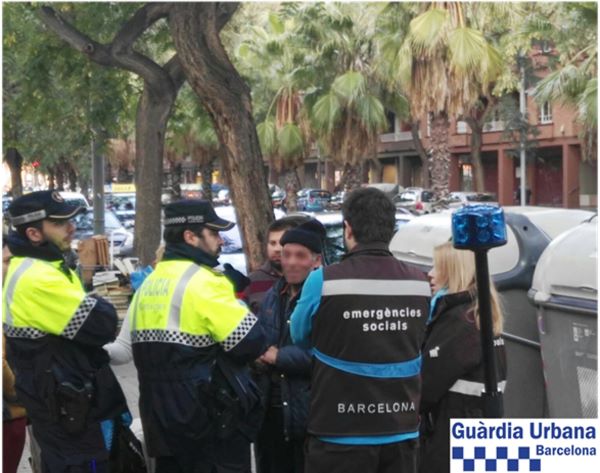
389, 206, 595, 418
529, 216, 597, 418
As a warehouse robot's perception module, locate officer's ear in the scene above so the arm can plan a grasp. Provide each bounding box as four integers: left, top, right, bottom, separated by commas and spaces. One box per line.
183, 229, 199, 246
25, 225, 44, 244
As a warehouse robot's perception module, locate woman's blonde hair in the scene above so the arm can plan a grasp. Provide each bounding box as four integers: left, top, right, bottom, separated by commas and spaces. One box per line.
432, 241, 504, 335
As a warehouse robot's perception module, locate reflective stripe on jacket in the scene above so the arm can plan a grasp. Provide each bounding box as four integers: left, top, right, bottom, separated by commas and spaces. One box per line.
3, 256, 95, 339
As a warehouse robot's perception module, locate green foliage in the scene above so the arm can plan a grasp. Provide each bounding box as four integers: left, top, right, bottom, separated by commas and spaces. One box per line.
3, 2, 138, 176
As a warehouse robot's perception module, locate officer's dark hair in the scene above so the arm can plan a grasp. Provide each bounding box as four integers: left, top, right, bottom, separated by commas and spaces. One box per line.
267, 215, 311, 235
15, 221, 43, 239
342, 187, 396, 244
163, 224, 206, 244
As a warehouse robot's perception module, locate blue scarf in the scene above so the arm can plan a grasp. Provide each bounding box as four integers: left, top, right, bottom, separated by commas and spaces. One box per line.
428, 287, 449, 324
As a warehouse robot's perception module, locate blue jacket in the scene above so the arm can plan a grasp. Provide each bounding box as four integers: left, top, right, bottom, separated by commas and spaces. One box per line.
256, 277, 312, 440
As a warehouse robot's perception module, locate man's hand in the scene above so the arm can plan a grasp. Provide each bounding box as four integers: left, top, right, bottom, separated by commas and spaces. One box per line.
259, 345, 279, 365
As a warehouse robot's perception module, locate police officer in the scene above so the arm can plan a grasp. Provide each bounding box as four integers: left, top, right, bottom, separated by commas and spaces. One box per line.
130, 200, 266, 473
290, 188, 431, 473
3, 190, 129, 473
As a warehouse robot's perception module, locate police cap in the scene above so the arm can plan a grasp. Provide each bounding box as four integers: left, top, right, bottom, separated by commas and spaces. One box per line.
164, 199, 234, 231
8, 190, 86, 226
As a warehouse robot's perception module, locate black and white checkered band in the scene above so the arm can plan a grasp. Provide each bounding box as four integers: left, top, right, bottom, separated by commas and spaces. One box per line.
131, 329, 216, 348
221, 313, 258, 352
164, 215, 205, 227
61, 296, 97, 340
3, 323, 46, 339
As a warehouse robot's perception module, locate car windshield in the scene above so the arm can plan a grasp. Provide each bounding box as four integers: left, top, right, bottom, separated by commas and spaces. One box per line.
321, 216, 410, 264
74, 210, 122, 231
63, 198, 89, 208
396, 192, 417, 203
421, 191, 434, 202
467, 194, 495, 202
309, 191, 331, 200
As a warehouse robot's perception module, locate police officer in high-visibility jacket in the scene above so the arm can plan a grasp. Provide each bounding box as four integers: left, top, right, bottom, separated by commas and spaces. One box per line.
3, 191, 129, 473
131, 200, 266, 473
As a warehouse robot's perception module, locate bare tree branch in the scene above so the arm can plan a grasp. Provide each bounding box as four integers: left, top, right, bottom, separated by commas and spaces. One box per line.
38, 4, 176, 95
216, 2, 239, 31
164, 55, 186, 88
38, 6, 115, 67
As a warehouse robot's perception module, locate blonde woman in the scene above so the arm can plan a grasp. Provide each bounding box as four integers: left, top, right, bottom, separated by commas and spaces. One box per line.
419, 242, 507, 473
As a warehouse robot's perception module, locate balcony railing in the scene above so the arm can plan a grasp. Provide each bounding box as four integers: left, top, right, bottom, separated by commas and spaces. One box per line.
456, 120, 505, 134
379, 131, 414, 143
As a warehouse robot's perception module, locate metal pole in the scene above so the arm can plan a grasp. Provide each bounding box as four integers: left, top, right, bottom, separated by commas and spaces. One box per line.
474, 250, 503, 418
519, 58, 527, 206
92, 131, 105, 236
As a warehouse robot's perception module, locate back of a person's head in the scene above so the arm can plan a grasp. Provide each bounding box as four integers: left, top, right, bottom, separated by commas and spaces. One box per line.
268, 215, 311, 235
342, 188, 395, 244
433, 241, 503, 335
433, 242, 476, 293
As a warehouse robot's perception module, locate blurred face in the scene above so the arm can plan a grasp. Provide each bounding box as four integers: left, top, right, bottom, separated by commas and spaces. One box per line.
196, 227, 224, 258
282, 243, 321, 285
40, 219, 76, 251
427, 265, 444, 295
3, 245, 12, 283
266, 229, 286, 272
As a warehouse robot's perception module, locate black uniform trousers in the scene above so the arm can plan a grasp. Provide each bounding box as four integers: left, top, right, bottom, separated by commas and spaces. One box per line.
255, 406, 304, 473
154, 431, 251, 473
304, 437, 418, 473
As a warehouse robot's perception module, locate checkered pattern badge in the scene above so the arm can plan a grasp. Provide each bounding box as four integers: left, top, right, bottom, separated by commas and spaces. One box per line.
450, 419, 599, 472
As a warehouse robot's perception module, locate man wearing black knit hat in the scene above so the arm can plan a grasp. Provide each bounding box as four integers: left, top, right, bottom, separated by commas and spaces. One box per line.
254, 219, 325, 473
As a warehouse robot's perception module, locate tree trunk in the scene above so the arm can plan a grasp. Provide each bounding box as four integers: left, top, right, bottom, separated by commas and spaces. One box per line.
410, 121, 430, 188
79, 174, 90, 202
428, 113, 451, 199
55, 162, 65, 191
134, 86, 176, 265
466, 117, 485, 192
201, 160, 214, 202
342, 163, 363, 191
68, 164, 78, 192
47, 168, 55, 190
5, 148, 23, 197
169, 3, 273, 272
283, 167, 300, 212
369, 159, 383, 183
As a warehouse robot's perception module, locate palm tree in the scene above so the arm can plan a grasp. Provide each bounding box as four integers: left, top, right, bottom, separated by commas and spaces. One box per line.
239, 10, 315, 211
304, 3, 389, 191
525, 2, 597, 160
396, 2, 503, 198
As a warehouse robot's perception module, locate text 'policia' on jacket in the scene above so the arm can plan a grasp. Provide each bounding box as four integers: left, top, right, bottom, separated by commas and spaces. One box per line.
2, 255, 126, 426
308, 243, 431, 438
129, 258, 265, 456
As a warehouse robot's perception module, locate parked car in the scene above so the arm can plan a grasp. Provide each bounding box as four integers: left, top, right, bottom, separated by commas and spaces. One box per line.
290, 209, 415, 264
445, 191, 497, 208
269, 184, 286, 208
214, 205, 286, 275
59, 191, 90, 209
72, 209, 134, 257
392, 187, 435, 214
106, 193, 136, 229
297, 189, 332, 212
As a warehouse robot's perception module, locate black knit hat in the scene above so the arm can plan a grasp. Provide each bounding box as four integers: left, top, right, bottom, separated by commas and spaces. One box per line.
280, 219, 326, 254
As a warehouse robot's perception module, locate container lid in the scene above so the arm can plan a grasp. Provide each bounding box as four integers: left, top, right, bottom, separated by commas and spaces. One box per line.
389, 210, 519, 275
531, 217, 597, 302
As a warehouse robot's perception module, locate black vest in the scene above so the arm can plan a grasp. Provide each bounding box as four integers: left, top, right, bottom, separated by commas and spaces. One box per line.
310, 243, 430, 436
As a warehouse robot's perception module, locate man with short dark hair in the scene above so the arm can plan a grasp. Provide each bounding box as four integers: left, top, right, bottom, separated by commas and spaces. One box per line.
244, 216, 310, 313
255, 219, 325, 473
131, 199, 266, 473
291, 188, 431, 473
3, 190, 129, 473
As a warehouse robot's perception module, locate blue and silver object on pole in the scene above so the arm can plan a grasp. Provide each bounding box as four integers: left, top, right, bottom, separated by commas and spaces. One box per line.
452, 205, 507, 418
